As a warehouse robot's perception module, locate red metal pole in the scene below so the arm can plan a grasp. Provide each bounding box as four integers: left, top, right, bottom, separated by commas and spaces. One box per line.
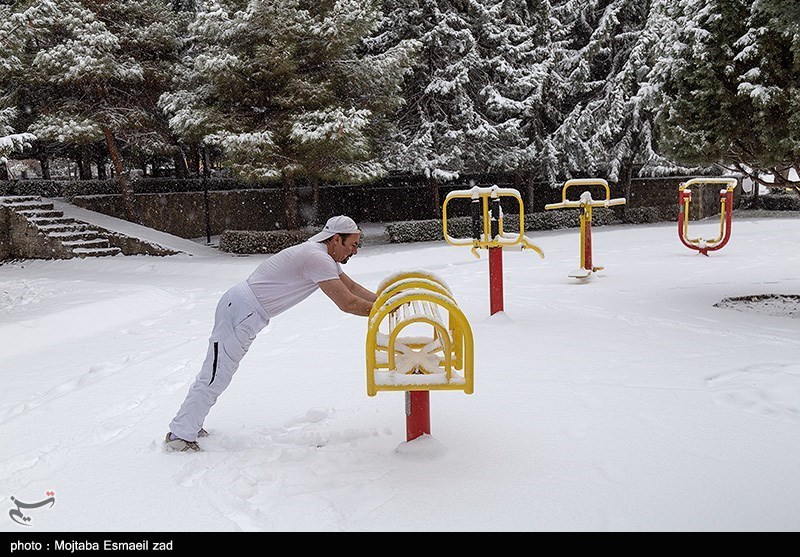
677, 189, 693, 251
489, 246, 504, 315
706, 189, 734, 253
584, 216, 593, 271
406, 391, 431, 441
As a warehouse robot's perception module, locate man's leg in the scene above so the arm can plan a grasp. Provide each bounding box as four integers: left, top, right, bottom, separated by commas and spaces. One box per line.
169, 290, 267, 443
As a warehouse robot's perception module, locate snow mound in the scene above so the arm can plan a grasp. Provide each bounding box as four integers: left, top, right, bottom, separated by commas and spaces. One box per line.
714, 294, 800, 319
394, 434, 447, 460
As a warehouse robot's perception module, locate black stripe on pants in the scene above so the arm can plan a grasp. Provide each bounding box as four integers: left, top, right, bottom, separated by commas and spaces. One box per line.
209, 342, 218, 385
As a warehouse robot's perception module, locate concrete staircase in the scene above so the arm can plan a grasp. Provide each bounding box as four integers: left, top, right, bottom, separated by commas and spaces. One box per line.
1, 196, 122, 258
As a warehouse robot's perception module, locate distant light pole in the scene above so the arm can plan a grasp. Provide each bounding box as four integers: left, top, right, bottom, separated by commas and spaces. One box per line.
201, 147, 211, 245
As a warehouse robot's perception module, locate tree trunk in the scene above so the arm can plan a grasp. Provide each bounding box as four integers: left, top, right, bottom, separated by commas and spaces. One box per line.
95, 144, 107, 179
282, 171, 299, 230
0, 161, 8, 181
174, 150, 188, 179
310, 175, 320, 224
96, 156, 107, 179
78, 146, 93, 180
188, 143, 200, 176
513, 172, 522, 201
525, 172, 537, 212
102, 126, 138, 223
748, 174, 762, 209
621, 160, 633, 217
427, 175, 440, 218
39, 155, 51, 180
512, 172, 528, 214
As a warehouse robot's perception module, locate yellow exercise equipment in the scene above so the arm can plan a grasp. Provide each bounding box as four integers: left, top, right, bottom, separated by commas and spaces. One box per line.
442, 185, 543, 314
544, 178, 626, 278
442, 185, 544, 259
365, 270, 474, 397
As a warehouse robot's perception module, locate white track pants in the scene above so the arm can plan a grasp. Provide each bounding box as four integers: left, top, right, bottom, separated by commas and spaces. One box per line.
169, 281, 269, 442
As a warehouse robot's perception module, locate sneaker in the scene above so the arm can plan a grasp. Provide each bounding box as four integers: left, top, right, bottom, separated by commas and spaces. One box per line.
164, 432, 200, 452
197, 428, 209, 438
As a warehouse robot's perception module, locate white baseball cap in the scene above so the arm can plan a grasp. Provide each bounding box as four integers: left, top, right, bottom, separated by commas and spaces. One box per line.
307, 215, 361, 243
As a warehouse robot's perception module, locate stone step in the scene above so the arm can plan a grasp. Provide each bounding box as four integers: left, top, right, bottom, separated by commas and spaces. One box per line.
0, 196, 41, 205
47, 230, 102, 242
6, 202, 55, 211
72, 246, 122, 258
36, 222, 92, 233
62, 238, 112, 249
28, 216, 78, 226
18, 208, 61, 218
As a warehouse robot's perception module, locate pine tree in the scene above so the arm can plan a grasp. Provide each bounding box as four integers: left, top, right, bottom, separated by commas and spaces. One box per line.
0, 106, 35, 158
543, 0, 695, 195
375, 1, 479, 186
0, 1, 42, 178
1, 0, 183, 221
480, 0, 555, 183
164, 0, 198, 179
0, 106, 35, 177
651, 0, 800, 196
161, 0, 416, 228
654, 0, 749, 165
733, 0, 800, 193
373, 0, 549, 213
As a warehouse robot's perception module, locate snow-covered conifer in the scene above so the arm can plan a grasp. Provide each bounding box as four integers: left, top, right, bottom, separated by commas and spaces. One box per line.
1, 0, 183, 221
543, 0, 696, 194
732, 0, 800, 191
162, 0, 416, 227
653, 0, 798, 196
480, 0, 555, 178
373, 0, 554, 213
0, 106, 35, 172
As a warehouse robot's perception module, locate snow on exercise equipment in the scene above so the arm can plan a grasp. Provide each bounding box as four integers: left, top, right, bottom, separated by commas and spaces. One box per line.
544, 178, 626, 279
442, 185, 543, 315
677, 177, 737, 256
366, 270, 474, 441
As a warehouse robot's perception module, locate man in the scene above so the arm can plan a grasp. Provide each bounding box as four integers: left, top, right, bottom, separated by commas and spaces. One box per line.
165, 215, 377, 452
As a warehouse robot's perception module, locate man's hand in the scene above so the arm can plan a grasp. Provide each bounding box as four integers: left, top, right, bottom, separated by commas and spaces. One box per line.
319, 278, 374, 316
339, 272, 378, 303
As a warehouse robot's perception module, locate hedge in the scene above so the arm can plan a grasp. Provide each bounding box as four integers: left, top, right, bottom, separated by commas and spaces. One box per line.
385, 207, 631, 244
761, 191, 800, 211
219, 229, 315, 254
212, 204, 678, 253
0, 177, 256, 197
622, 206, 678, 224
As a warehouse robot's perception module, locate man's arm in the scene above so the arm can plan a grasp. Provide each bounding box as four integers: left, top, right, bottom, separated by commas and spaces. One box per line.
318, 278, 374, 316
339, 272, 378, 303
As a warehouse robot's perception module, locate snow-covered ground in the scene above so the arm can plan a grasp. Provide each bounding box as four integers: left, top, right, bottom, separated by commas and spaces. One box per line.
1, 216, 799, 532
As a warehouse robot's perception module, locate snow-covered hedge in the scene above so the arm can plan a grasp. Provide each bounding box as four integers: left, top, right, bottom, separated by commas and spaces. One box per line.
387, 217, 463, 243
761, 191, 800, 211
0, 179, 122, 197
219, 229, 315, 254
622, 206, 678, 224
385, 208, 627, 243
129, 178, 246, 193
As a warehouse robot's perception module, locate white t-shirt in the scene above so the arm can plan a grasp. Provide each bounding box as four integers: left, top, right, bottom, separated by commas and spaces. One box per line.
246, 241, 343, 319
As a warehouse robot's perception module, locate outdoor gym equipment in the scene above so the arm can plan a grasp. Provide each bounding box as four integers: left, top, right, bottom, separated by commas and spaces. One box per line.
366, 271, 474, 441
544, 178, 626, 279
442, 185, 544, 315
677, 177, 737, 256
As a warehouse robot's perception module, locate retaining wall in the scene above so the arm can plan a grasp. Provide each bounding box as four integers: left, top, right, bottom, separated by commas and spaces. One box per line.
66, 176, 740, 239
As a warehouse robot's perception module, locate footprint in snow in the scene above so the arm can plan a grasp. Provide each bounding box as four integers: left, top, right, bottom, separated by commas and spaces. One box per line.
706, 363, 800, 421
